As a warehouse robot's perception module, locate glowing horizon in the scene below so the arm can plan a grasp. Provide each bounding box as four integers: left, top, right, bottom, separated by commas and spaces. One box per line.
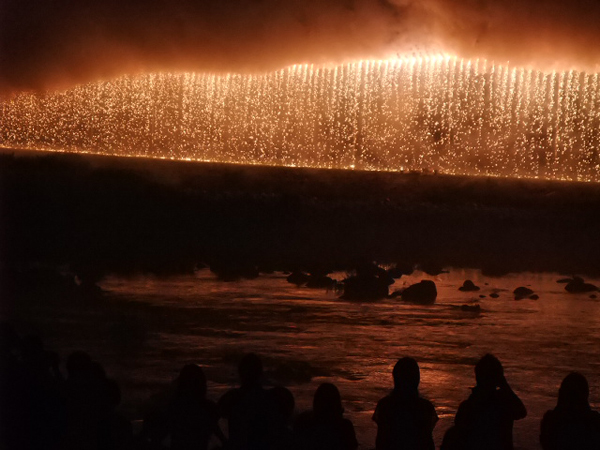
2, 56, 600, 181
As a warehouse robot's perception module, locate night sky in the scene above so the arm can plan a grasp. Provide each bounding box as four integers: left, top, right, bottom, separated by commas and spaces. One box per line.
1, 0, 600, 94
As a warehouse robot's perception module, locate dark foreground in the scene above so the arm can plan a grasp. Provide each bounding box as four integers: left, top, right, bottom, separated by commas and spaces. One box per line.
2, 320, 599, 450
2, 149, 600, 288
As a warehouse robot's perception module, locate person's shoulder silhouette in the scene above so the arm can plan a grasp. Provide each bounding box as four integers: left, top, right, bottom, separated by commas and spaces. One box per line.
540, 372, 600, 450
169, 364, 221, 450
100, 378, 133, 450
449, 354, 526, 450
295, 382, 358, 450
63, 353, 117, 450
218, 353, 274, 450
1, 332, 66, 450
373, 357, 438, 450
267, 386, 297, 450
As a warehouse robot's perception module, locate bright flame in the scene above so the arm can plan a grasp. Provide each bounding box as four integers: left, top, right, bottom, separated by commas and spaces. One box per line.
1, 56, 600, 181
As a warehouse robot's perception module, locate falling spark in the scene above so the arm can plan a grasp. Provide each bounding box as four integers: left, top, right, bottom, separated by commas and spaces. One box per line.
1, 56, 600, 181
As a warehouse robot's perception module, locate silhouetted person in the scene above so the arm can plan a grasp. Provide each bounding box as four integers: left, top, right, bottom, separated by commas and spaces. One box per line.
17, 334, 66, 450
139, 405, 170, 450
99, 378, 133, 450
540, 372, 600, 450
450, 354, 526, 450
62, 352, 114, 450
218, 353, 275, 450
1, 329, 66, 450
267, 386, 297, 450
295, 382, 358, 450
372, 357, 438, 450
168, 364, 224, 450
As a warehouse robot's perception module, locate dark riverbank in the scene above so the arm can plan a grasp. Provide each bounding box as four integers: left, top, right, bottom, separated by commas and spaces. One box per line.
2, 148, 600, 288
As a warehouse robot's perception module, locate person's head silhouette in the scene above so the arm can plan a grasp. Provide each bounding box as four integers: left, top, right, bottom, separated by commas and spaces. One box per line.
393, 357, 420, 396
239, 353, 263, 388
475, 354, 503, 389
557, 372, 589, 411
177, 364, 207, 398
313, 383, 343, 420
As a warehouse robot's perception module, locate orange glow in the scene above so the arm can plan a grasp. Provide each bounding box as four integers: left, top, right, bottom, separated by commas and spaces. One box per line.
1, 56, 600, 181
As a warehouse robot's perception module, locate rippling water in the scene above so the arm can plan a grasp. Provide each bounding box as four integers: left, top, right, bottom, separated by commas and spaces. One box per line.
30, 269, 600, 450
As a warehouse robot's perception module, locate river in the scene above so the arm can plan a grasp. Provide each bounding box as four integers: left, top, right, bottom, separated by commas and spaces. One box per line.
57, 268, 599, 449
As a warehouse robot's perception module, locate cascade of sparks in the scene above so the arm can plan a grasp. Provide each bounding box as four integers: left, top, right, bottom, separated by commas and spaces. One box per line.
1, 56, 600, 181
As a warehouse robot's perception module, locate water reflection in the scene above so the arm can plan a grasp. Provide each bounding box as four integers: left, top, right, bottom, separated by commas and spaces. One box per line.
96, 269, 600, 449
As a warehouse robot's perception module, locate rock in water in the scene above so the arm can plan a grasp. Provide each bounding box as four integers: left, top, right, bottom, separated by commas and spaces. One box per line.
342, 263, 394, 301
514, 286, 534, 300
287, 271, 310, 286
306, 274, 334, 289
400, 280, 437, 305
459, 280, 480, 292
565, 277, 598, 293
342, 274, 390, 301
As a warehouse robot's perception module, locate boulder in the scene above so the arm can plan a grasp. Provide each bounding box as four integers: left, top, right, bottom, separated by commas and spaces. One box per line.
286, 271, 310, 286
342, 274, 389, 301
514, 287, 534, 300
306, 275, 335, 289
342, 263, 395, 301
565, 277, 598, 293
399, 280, 437, 305
489, 293, 500, 299
459, 280, 480, 292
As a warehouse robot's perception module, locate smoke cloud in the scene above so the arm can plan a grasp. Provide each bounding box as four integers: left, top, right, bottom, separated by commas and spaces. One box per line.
1, 0, 599, 94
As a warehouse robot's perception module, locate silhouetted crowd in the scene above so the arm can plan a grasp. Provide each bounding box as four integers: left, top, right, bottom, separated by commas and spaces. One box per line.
1, 322, 600, 450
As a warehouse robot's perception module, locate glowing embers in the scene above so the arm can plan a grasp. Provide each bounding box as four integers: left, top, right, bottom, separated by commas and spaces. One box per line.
1, 57, 600, 181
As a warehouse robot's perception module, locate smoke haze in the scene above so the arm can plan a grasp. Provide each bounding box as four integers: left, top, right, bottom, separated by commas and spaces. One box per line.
1, 0, 599, 94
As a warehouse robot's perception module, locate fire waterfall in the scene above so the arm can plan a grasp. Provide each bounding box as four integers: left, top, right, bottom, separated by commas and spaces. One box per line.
2, 56, 600, 181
